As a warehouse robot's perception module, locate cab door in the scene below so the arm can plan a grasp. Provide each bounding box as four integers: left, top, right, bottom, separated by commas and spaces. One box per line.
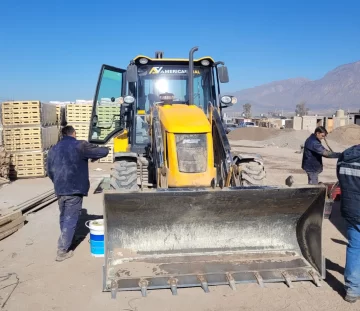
89, 65, 126, 144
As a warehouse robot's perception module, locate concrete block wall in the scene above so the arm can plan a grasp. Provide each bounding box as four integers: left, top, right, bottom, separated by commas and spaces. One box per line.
293, 116, 302, 130
301, 116, 317, 132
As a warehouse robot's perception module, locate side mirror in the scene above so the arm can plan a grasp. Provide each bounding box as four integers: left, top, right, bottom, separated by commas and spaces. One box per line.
220, 95, 237, 107
126, 63, 138, 83
218, 66, 229, 83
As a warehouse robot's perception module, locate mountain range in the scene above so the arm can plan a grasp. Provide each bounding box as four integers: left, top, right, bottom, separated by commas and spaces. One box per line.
228, 60, 360, 115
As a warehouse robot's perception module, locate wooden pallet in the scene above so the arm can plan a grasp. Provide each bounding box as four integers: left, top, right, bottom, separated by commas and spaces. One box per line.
0, 189, 57, 240
97, 116, 120, 125
1, 101, 57, 126
0, 211, 25, 240
3, 126, 58, 152
71, 121, 118, 141
99, 143, 114, 163
67, 104, 93, 113
98, 106, 120, 114
66, 104, 93, 123
9, 151, 47, 179
98, 126, 116, 140
10, 167, 46, 178
71, 123, 90, 140
97, 105, 120, 124
71, 123, 115, 141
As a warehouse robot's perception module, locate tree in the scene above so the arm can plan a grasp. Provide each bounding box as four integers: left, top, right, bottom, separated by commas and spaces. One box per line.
243, 103, 252, 118
295, 101, 309, 116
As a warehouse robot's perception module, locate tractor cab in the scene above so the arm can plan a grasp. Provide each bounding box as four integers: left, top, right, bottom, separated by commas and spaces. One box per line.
88, 50, 236, 154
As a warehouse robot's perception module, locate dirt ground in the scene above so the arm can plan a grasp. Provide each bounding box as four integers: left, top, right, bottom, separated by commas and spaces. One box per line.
0, 145, 356, 311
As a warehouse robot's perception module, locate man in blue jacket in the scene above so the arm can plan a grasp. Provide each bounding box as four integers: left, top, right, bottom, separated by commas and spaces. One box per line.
337, 144, 360, 303
302, 126, 341, 184
47, 125, 109, 262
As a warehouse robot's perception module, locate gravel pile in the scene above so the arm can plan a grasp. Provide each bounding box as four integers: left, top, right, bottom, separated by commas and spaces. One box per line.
228, 127, 348, 151
328, 124, 360, 145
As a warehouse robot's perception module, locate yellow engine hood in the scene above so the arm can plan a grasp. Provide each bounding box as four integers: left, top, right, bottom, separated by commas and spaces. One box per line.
158, 104, 211, 133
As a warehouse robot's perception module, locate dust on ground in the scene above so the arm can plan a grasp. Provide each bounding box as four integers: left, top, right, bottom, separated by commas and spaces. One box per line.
0, 134, 356, 311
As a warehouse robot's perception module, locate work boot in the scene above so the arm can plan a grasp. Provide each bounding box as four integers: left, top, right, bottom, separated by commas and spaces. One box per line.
56, 250, 74, 262
344, 294, 360, 303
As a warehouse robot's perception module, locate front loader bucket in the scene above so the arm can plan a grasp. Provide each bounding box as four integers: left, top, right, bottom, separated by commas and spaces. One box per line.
102, 186, 326, 297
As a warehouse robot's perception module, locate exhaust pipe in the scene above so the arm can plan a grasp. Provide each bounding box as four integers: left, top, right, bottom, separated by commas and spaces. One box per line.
188, 46, 198, 105
155, 51, 164, 59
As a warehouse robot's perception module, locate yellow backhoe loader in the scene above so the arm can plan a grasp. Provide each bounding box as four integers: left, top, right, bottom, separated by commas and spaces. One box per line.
88, 47, 326, 298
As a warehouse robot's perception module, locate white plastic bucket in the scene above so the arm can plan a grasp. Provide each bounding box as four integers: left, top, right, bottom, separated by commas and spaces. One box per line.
85, 219, 104, 257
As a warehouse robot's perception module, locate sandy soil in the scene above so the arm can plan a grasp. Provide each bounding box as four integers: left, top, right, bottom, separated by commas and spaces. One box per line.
0, 150, 356, 311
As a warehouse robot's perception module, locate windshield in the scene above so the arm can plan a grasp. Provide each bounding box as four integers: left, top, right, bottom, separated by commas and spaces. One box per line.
136, 65, 213, 112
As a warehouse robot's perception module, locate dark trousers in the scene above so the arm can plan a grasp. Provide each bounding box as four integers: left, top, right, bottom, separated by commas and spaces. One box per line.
57, 195, 83, 252
306, 172, 319, 185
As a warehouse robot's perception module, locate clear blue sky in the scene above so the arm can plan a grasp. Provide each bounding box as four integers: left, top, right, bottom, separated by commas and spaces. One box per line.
0, 0, 359, 102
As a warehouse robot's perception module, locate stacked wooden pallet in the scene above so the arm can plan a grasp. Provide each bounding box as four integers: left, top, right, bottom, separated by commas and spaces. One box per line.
1, 101, 57, 179
97, 104, 120, 163
66, 103, 118, 163
3, 126, 58, 152
66, 104, 92, 140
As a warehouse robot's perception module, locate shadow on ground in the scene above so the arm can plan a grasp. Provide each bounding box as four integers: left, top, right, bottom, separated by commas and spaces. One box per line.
70, 208, 103, 251
325, 258, 345, 298
329, 201, 347, 239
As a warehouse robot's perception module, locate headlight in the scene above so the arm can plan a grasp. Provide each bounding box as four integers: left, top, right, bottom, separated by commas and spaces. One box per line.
201, 59, 210, 66
124, 96, 135, 104
231, 97, 237, 104
139, 58, 148, 64
220, 96, 232, 104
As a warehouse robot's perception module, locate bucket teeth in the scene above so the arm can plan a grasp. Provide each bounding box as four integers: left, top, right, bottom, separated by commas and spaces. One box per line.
282, 271, 294, 288
254, 272, 265, 288
197, 275, 210, 293
309, 270, 322, 287
111, 281, 117, 299
168, 277, 178, 295
226, 272, 237, 291
139, 279, 149, 297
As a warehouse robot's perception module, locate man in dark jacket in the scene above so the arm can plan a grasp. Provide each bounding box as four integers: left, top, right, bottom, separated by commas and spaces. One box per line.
47, 125, 109, 262
337, 145, 360, 303
302, 126, 341, 184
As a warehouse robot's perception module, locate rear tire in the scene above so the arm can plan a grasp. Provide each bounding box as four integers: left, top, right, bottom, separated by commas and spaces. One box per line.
110, 160, 139, 190
238, 161, 266, 186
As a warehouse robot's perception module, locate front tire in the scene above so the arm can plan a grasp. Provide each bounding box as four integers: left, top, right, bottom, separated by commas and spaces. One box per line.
110, 160, 138, 190
238, 160, 266, 186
